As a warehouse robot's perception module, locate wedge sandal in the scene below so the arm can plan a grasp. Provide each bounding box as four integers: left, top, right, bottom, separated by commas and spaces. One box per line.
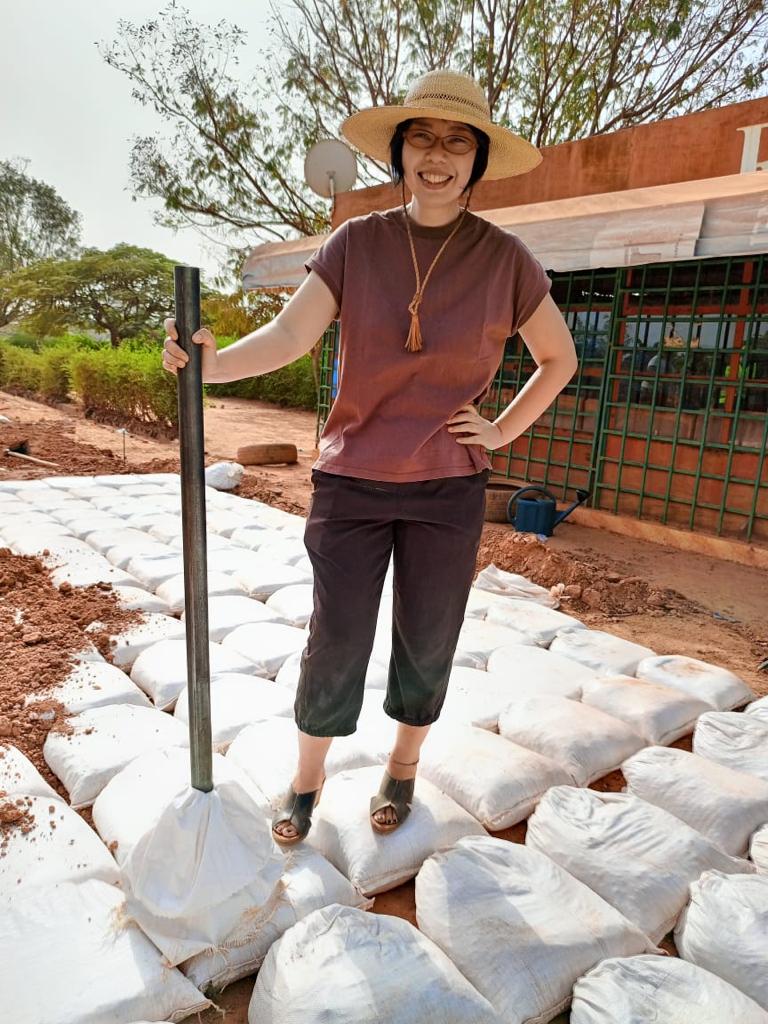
370, 758, 418, 835
271, 779, 324, 847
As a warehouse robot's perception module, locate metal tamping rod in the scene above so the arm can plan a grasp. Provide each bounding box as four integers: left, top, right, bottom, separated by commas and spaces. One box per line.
173, 265, 213, 792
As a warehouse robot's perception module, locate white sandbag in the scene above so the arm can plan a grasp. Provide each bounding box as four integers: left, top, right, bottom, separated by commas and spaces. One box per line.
0, 794, 119, 903
226, 712, 388, 809
222, 621, 308, 678
306, 765, 485, 895
248, 903, 501, 1024
49, 554, 140, 589
571, 955, 768, 1024
675, 871, 768, 1010
228, 524, 270, 549
274, 649, 389, 690
147, 513, 183, 543
105, 539, 174, 569
454, 617, 535, 668
25, 660, 151, 715
102, 612, 185, 669
94, 754, 283, 967
464, 585, 525, 619
440, 664, 580, 732
234, 558, 312, 599
474, 562, 558, 606
3, 520, 73, 542
484, 597, 585, 646
85, 526, 159, 556
110, 584, 170, 613
190, 593, 284, 642
206, 509, 256, 537
746, 696, 768, 724
0, 879, 210, 1023
126, 552, 186, 590
155, 570, 245, 614
0, 744, 59, 799
694, 711, 768, 782
420, 722, 572, 829
486, 643, 595, 697
526, 786, 753, 942
498, 694, 645, 785
636, 654, 754, 711
622, 745, 768, 857
175, 673, 294, 746
64, 514, 128, 539
43, 704, 189, 808
182, 847, 372, 993
168, 530, 232, 552
416, 836, 657, 1023
266, 583, 315, 627
205, 460, 244, 490
751, 825, 768, 873
581, 674, 709, 745
550, 627, 655, 676
130, 637, 261, 709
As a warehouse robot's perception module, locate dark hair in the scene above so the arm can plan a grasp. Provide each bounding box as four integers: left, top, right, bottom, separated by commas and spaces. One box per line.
389, 118, 490, 193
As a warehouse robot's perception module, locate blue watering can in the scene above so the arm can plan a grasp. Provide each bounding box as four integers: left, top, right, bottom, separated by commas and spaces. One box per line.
506, 486, 590, 537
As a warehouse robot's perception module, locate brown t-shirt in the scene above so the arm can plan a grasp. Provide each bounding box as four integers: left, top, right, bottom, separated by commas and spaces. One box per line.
305, 205, 551, 482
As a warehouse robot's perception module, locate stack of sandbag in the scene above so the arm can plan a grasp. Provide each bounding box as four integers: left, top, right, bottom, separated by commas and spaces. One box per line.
248, 904, 501, 1023
693, 712, 768, 782
549, 627, 655, 675
525, 786, 754, 942
675, 871, 768, 1011
636, 654, 754, 711
416, 836, 657, 1022
580, 675, 710, 745
571, 955, 768, 1023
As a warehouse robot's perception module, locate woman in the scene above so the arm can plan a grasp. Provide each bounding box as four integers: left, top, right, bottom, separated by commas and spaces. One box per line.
163, 69, 577, 845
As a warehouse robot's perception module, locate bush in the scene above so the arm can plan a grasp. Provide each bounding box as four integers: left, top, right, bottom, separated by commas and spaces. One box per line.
0, 342, 43, 394
39, 347, 72, 402
207, 337, 317, 410
69, 347, 178, 429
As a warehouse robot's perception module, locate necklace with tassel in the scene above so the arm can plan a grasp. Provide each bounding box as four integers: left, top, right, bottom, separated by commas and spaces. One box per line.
401, 182, 471, 353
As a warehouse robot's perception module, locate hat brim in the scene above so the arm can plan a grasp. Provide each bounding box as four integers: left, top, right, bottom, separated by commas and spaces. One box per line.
341, 105, 542, 181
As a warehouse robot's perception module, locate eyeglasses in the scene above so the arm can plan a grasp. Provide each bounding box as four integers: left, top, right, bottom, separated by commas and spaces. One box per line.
403, 126, 478, 155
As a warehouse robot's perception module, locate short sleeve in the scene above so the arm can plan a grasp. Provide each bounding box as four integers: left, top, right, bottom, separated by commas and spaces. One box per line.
304, 221, 349, 309
510, 237, 552, 335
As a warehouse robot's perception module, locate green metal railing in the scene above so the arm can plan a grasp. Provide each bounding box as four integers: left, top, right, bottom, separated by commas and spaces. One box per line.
316, 256, 768, 541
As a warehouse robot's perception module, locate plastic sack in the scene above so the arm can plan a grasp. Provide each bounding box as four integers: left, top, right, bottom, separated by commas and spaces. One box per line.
156, 570, 245, 614
205, 460, 244, 490
24, 660, 151, 716
0, 744, 59, 799
306, 765, 485, 895
622, 745, 768, 857
248, 904, 501, 1024
130, 637, 261, 709
43, 703, 189, 808
182, 848, 372, 993
174, 673, 294, 747
188, 593, 283, 642
498, 694, 644, 785
473, 563, 558, 607
233, 559, 312, 600
455, 618, 535, 669
571, 955, 768, 1024
266, 583, 315, 627
110, 584, 170, 613
274, 649, 388, 691
526, 786, 753, 943
550, 627, 655, 676
675, 871, 768, 1011
222, 621, 308, 678
751, 825, 768, 873
693, 712, 768, 782
636, 655, 754, 711
126, 552, 186, 591
416, 836, 657, 1024
0, 879, 210, 1024
101, 612, 185, 669
484, 597, 585, 646
419, 723, 572, 829
581, 675, 710, 745
92, 746, 282, 966
440, 665, 579, 732
486, 644, 595, 698
0, 794, 119, 904
746, 696, 768, 724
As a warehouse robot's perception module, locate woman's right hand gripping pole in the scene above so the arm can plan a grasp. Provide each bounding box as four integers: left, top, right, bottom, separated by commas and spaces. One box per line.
162, 318, 220, 381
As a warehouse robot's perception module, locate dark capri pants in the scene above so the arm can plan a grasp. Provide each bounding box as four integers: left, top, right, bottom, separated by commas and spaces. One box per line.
294, 467, 490, 737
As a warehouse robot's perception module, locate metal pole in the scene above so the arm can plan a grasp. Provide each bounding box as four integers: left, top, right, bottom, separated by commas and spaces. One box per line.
174, 265, 213, 792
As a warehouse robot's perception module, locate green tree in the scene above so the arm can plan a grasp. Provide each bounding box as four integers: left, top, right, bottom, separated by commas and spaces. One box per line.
9, 243, 178, 346
0, 159, 82, 327
101, 0, 768, 274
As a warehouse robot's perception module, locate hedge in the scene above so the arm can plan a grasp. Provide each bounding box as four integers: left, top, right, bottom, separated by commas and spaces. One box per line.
207, 338, 317, 410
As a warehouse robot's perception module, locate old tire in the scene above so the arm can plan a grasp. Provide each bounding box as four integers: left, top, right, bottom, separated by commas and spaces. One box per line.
236, 443, 298, 466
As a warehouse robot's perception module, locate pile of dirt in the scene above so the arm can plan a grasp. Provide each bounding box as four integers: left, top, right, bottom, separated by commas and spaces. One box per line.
476, 526, 694, 618
0, 420, 143, 479
0, 549, 142, 797
233, 471, 307, 516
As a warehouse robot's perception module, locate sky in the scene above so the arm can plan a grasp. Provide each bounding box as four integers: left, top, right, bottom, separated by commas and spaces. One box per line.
1, 0, 293, 289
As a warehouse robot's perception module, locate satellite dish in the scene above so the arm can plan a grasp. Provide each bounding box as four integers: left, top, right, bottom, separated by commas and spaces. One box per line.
304, 139, 357, 199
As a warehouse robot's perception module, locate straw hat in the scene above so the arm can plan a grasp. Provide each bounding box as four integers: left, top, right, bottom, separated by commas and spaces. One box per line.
341, 69, 542, 181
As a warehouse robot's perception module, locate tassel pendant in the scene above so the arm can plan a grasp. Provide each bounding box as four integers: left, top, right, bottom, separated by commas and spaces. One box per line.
405, 295, 423, 352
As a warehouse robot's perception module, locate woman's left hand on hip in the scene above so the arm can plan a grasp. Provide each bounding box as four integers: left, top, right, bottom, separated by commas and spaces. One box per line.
446, 405, 504, 449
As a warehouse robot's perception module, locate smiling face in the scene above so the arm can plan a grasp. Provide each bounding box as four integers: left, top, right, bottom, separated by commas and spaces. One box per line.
401, 117, 478, 213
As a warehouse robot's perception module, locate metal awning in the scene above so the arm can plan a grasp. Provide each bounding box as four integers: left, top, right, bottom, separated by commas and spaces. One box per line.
241, 170, 768, 290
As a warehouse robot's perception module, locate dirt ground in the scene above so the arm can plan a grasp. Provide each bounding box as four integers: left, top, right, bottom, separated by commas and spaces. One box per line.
1, 390, 765, 1022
